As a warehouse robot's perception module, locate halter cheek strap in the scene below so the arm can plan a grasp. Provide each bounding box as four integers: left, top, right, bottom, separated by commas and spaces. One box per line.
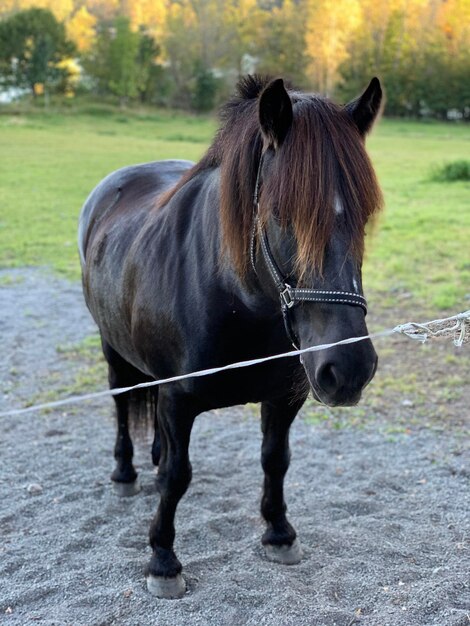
251, 155, 368, 349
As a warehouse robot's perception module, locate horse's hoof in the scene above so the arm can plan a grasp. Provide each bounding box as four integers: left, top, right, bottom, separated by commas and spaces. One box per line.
112, 480, 141, 497
264, 538, 302, 565
146, 573, 186, 598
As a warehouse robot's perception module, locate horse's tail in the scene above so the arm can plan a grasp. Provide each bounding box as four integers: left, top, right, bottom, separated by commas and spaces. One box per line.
101, 337, 157, 435
127, 388, 159, 466
127, 387, 157, 436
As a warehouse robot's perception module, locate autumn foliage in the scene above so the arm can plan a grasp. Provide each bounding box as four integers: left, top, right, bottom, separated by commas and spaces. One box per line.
0, 0, 469, 117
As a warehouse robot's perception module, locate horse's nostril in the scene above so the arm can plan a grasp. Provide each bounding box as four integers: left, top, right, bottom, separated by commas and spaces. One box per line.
316, 363, 342, 395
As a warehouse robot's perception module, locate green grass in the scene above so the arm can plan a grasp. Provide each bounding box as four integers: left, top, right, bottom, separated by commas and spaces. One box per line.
365, 119, 470, 310
0, 105, 469, 311
0, 105, 213, 278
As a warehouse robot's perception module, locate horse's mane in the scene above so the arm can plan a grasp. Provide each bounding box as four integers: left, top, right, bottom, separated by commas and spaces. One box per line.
159, 75, 383, 278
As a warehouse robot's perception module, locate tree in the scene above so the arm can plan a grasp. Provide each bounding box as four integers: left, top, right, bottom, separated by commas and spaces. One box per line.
338, 0, 470, 118
0, 7, 75, 97
107, 16, 140, 103
67, 6, 97, 53
161, 0, 267, 108
84, 16, 163, 106
125, 0, 167, 40
0, 0, 74, 22
190, 59, 220, 111
305, 0, 362, 95
84, 16, 139, 104
161, 1, 203, 108
256, 0, 308, 88
135, 27, 163, 103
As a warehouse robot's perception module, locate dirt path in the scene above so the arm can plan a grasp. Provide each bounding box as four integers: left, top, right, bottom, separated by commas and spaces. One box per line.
1, 269, 469, 626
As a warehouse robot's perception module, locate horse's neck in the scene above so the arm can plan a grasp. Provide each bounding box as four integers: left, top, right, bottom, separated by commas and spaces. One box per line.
181, 167, 270, 314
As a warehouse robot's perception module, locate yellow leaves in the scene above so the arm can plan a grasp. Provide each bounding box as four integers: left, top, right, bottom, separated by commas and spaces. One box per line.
166, 0, 196, 29
127, 0, 167, 37
85, 0, 120, 22
305, 0, 362, 93
303, 0, 470, 96
56, 56, 81, 96
0, 0, 18, 18
12, 0, 74, 22
56, 57, 80, 79
67, 7, 96, 53
436, 0, 470, 51
24, 36, 34, 58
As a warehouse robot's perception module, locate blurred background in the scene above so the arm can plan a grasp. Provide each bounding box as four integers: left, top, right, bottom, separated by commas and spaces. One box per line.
0, 0, 469, 115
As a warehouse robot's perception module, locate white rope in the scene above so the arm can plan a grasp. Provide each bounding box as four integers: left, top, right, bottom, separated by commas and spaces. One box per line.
394, 309, 470, 347
0, 310, 468, 418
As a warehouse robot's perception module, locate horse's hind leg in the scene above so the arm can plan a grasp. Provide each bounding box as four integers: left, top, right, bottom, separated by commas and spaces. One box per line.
102, 339, 145, 497
146, 389, 196, 598
260, 394, 307, 565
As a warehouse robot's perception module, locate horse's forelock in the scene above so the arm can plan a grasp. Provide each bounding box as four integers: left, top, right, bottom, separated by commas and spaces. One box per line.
159, 81, 383, 278
259, 97, 383, 278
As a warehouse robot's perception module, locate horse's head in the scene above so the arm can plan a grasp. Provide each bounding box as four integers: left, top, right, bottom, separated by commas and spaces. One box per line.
254, 77, 383, 406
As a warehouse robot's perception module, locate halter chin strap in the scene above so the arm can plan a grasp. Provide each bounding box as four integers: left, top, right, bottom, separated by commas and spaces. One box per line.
251, 154, 368, 349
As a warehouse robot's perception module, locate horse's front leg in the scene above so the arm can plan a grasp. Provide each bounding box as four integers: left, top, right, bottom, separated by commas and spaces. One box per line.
151, 388, 161, 467
260, 394, 307, 564
146, 389, 196, 598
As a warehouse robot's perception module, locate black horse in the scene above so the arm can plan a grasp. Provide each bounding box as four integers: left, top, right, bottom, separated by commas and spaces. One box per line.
79, 75, 383, 598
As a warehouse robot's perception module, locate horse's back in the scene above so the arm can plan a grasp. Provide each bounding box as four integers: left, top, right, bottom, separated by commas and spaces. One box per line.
78, 159, 194, 265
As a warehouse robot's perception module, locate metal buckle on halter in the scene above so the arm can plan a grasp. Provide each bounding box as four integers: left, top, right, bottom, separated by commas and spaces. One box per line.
280, 284, 295, 309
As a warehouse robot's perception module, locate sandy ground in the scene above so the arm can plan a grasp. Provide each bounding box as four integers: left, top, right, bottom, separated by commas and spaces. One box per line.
0, 269, 469, 626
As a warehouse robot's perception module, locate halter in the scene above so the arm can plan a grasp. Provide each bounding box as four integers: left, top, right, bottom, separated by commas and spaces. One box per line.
250, 154, 368, 349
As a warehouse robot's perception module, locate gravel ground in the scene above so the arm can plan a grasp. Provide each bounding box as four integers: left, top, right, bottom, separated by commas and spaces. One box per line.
0, 269, 469, 626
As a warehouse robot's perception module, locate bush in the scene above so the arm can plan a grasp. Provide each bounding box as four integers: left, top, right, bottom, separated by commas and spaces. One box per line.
431, 160, 470, 182
190, 62, 219, 113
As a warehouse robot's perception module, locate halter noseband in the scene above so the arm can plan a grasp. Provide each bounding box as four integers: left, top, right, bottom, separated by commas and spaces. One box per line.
250, 154, 368, 349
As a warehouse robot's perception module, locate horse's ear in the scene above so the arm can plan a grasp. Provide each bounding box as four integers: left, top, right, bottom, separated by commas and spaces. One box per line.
259, 78, 293, 148
345, 77, 382, 135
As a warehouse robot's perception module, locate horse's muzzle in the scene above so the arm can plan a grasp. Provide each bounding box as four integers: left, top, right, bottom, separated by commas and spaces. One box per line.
302, 343, 378, 407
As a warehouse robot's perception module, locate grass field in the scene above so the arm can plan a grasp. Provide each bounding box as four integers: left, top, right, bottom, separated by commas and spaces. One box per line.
365, 121, 470, 310
0, 103, 469, 311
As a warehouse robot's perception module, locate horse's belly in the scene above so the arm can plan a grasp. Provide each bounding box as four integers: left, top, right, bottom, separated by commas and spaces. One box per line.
80, 161, 196, 376
191, 361, 305, 408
